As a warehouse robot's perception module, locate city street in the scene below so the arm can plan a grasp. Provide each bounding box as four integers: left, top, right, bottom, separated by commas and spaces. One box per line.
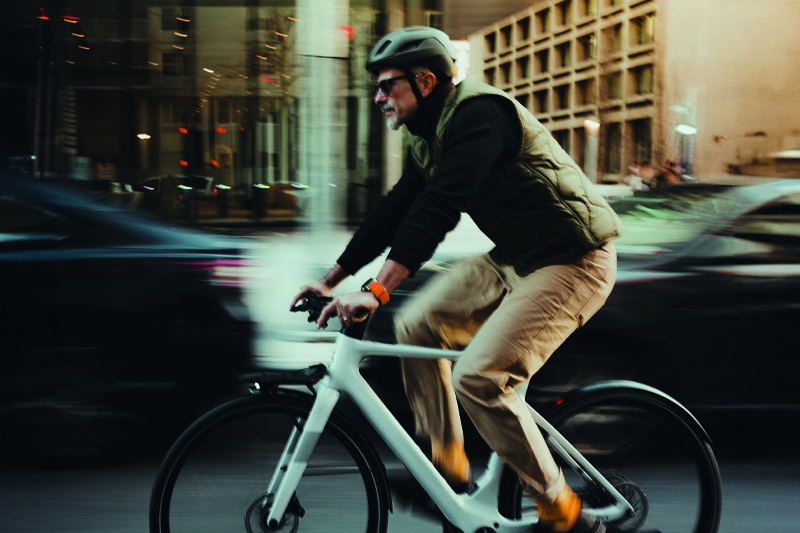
1, 448, 798, 532
2, 225, 798, 533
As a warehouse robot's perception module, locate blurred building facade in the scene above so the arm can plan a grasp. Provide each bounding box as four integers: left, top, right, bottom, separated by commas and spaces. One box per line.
5, 0, 798, 225
3, 0, 445, 223
465, 0, 800, 181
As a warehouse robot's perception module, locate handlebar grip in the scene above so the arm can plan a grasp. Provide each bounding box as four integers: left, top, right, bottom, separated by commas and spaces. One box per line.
292, 294, 334, 326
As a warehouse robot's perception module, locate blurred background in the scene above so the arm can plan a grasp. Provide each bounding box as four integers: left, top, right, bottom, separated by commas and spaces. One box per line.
1, 1, 799, 532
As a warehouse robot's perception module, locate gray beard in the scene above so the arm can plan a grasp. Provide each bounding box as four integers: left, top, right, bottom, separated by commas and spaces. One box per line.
382, 104, 400, 131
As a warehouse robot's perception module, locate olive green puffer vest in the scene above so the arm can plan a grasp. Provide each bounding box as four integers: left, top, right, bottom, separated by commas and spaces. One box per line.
409, 79, 622, 275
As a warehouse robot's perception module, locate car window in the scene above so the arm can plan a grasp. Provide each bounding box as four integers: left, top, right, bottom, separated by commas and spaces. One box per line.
717, 199, 800, 258
611, 186, 734, 255
0, 196, 68, 245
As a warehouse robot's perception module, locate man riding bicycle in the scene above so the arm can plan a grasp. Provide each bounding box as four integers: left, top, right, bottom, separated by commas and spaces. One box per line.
291, 26, 621, 533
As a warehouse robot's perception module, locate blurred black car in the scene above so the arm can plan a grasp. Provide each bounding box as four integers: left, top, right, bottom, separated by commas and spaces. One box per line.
539, 180, 800, 412
365, 179, 800, 426
0, 175, 256, 459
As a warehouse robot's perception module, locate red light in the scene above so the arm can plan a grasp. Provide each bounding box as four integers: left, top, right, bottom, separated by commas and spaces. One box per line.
213, 187, 218, 194
180, 160, 188, 167
179, 127, 188, 134
340, 25, 354, 40
554, 397, 565, 406
216, 127, 227, 134
210, 159, 219, 167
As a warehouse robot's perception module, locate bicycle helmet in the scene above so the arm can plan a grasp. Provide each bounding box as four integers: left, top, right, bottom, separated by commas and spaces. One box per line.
366, 26, 457, 79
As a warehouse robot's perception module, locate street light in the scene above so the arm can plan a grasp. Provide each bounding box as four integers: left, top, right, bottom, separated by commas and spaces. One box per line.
138, 133, 151, 169
584, 118, 600, 182
675, 123, 697, 177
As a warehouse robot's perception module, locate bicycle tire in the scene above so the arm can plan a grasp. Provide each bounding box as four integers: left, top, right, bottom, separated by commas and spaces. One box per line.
149, 391, 390, 532
497, 382, 723, 533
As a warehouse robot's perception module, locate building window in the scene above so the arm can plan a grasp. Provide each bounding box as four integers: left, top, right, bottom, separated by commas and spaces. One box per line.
500, 24, 513, 49
630, 118, 652, 163
604, 122, 622, 174
577, 33, 597, 62
536, 8, 551, 34
162, 8, 190, 32
577, 77, 596, 105
556, 1, 573, 27
485, 33, 496, 55
632, 64, 653, 95
556, 41, 572, 68
162, 100, 187, 124
535, 49, 550, 75
555, 84, 570, 110
534, 89, 549, 114
426, 11, 443, 30
500, 61, 512, 85
603, 23, 623, 55
553, 129, 570, 151
162, 52, 192, 77
581, 0, 598, 16
517, 17, 531, 41
217, 100, 235, 124
604, 71, 623, 100
516, 56, 530, 80
484, 67, 496, 85
633, 14, 656, 45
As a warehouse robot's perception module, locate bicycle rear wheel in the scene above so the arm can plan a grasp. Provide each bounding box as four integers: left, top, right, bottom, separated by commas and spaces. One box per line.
498, 384, 722, 533
150, 392, 388, 532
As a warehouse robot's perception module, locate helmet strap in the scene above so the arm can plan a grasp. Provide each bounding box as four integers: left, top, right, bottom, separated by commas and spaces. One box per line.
404, 68, 426, 104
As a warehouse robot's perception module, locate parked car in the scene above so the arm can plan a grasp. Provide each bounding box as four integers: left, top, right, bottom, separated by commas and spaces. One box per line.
133, 174, 216, 196
0, 175, 256, 460
133, 174, 220, 217
361, 179, 800, 429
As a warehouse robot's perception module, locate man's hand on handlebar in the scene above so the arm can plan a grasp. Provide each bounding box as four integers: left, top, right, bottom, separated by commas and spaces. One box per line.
289, 281, 333, 312
318, 291, 379, 330
291, 287, 379, 330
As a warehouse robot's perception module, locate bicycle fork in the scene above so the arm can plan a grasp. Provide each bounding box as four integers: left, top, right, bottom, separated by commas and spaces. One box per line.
265, 381, 340, 529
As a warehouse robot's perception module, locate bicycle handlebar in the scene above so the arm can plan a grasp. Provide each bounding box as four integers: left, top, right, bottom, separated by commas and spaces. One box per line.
291, 293, 334, 327
291, 293, 369, 338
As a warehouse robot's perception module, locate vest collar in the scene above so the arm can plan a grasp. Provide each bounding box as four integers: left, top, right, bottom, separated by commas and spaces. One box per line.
406, 82, 454, 137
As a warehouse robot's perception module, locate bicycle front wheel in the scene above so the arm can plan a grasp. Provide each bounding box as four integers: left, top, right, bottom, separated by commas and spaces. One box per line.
150, 392, 388, 533
499, 383, 722, 533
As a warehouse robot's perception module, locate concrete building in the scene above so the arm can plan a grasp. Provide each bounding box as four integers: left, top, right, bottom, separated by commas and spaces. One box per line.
465, 0, 800, 181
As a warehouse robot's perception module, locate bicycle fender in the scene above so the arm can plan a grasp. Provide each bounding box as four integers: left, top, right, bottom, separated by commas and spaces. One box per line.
544, 380, 714, 444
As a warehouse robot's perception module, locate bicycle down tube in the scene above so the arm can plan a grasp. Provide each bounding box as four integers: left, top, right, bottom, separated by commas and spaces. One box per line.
263, 333, 634, 532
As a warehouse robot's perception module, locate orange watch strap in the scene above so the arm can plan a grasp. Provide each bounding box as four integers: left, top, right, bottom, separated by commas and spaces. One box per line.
363, 279, 389, 306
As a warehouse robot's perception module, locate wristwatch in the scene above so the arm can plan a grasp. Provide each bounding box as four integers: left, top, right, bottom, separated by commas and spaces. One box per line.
361, 278, 389, 306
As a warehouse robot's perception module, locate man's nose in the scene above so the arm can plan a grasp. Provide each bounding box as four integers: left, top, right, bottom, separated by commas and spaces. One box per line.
374, 89, 387, 105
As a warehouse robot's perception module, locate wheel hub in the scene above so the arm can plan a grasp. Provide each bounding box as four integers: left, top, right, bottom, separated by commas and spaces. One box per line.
245, 493, 303, 533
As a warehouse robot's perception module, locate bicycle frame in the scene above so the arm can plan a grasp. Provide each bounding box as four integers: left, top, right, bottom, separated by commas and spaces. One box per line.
263, 332, 635, 532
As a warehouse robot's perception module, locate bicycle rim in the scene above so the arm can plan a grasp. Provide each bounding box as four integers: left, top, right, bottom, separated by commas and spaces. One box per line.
150, 394, 387, 532
498, 391, 722, 533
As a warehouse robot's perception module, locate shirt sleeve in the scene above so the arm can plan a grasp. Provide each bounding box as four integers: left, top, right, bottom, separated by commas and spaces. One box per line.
386, 96, 520, 273
336, 152, 426, 276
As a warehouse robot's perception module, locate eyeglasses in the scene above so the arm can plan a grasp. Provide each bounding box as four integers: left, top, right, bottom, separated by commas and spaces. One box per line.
374, 75, 410, 97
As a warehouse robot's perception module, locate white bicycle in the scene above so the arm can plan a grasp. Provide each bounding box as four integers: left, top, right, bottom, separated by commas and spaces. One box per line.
150, 295, 722, 533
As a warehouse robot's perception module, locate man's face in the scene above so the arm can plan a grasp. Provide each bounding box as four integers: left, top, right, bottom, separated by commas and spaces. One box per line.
374, 68, 418, 131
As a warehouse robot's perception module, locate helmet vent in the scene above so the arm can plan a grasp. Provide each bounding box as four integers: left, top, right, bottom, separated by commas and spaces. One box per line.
375, 40, 392, 56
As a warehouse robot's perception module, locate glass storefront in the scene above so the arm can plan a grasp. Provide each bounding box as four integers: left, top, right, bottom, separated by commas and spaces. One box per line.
2, 0, 426, 224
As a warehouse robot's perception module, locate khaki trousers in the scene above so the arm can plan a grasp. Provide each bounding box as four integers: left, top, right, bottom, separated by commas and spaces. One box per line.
395, 242, 616, 500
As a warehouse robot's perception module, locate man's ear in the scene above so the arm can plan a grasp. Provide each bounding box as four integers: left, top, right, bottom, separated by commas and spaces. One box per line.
417, 71, 437, 97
